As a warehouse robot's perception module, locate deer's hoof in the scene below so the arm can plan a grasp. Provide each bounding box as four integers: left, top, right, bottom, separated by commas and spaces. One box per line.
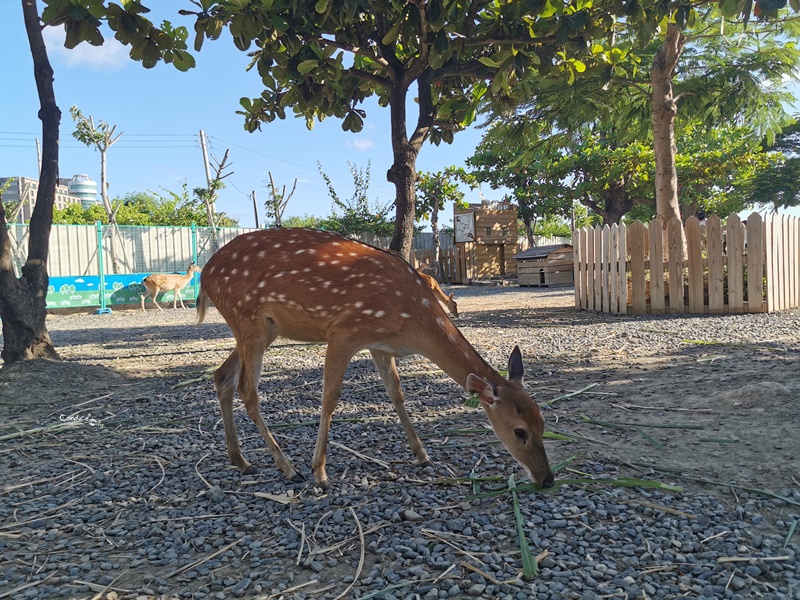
241, 465, 259, 475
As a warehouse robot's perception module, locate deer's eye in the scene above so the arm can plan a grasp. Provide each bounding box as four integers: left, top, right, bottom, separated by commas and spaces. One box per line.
514, 428, 528, 442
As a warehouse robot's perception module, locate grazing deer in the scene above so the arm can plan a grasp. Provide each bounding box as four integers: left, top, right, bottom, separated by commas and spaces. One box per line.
416, 261, 458, 317
141, 263, 202, 311
196, 229, 553, 490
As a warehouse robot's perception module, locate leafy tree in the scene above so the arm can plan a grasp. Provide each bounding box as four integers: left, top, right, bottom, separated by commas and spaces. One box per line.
479, 6, 799, 231
317, 161, 394, 236
281, 214, 323, 229
416, 168, 465, 277
467, 120, 575, 241
70, 105, 124, 271
743, 119, 800, 210
44, 0, 689, 258
265, 172, 298, 228
52, 188, 239, 226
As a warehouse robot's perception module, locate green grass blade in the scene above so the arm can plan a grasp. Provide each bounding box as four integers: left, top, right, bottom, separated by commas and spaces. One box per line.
509, 475, 538, 580
784, 519, 798, 549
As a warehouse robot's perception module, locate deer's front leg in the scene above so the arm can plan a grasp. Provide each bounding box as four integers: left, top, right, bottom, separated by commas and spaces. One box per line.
311, 341, 358, 489
371, 350, 431, 468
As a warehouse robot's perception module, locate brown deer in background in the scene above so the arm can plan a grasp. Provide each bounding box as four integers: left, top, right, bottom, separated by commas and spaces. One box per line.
141, 263, 202, 311
416, 261, 458, 317
196, 228, 554, 490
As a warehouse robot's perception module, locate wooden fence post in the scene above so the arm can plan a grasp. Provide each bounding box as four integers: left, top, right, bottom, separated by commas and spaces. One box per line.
685, 216, 704, 314
609, 224, 619, 314
629, 221, 647, 314
667, 218, 684, 313
726, 214, 744, 313
617, 222, 627, 314
648, 218, 665, 314
707, 215, 724, 313
746, 212, 765, 313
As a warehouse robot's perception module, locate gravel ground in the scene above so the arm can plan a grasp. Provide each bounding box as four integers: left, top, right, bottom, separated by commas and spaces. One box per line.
1, 286, 798, 600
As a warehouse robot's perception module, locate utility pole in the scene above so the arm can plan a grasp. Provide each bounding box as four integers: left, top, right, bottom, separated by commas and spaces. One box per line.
252, 190, 261, 229
35, 138, 41, 175
198, 130, 214, 197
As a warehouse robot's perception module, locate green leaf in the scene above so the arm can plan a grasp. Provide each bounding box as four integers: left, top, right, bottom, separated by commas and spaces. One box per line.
297, 59, 319, 75
315, 0, 329, 13
478, 56, 502, 68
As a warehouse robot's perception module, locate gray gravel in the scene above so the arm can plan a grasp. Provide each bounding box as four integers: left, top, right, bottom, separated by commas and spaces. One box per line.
1, 287, 798, 599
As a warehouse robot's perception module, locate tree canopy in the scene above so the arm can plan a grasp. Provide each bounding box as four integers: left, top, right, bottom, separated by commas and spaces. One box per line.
45, 0, 779, 256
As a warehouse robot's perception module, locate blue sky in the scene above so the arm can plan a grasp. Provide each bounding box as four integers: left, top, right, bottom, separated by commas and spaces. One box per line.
3, 3, 489, 229
3, 4, 798, 228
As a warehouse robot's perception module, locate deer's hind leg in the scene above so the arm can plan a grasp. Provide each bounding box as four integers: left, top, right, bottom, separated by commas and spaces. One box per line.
370, 350, 432, 468
222, 318, 303, 482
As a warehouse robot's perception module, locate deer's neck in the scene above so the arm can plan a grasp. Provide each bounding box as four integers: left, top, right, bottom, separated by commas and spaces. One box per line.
421, 319, 501, 391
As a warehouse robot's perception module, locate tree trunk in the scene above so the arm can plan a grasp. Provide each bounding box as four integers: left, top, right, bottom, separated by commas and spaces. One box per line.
651, 24, 686, 249
388, 72, 435, 259
0, 0, 61, 364
600, 180, 633, 225
520, 214, 535, 246
431, 202, 440, 278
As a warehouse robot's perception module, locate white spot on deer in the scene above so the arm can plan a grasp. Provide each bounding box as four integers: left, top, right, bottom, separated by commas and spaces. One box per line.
332, 241, 341, 246
436, 317, 445, 327
349, 252, 358, 257
303, 268, 311, 272
395, 290, 402, 296
223, 276, 230, 282
356, 283, 364, 288
375, 310, 385, 318
322, 281, 331, 287
231, 268, 239, 275
416, 279, 423, 286
363, 309, 373, 316
275, 272, 284, 278
341, 266, 350, 271
258, 250, 267, 258
290, 270, 299, 275
354, 301, 364, 308
258, 281, 266, 288
243, 270, 250, 277
332, 288, 339, 294
237, 300, 243, 307
422, 298, 430, 307
295, 249, 306, 254
277, 294, 286, 301
273, 244, 281, 249
331, 260, 340, 265
232, 252, 239, 259
318, 261, 327, 267
309, 287, 317, 292
400, 312, 412, 318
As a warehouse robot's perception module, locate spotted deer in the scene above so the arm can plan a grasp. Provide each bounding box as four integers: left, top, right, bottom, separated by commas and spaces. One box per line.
416, 261, 458, 317
196, 229, 554, 490
141, 263, 202, 311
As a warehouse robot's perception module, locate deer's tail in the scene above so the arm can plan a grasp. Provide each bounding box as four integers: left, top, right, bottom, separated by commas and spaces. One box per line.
196, 288, 210, 325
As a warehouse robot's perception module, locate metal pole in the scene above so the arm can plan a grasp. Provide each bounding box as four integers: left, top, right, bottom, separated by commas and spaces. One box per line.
252, 190, 261, 228
95, 221, 112, 314
199, 130, 213, 189
191, 222, 200, 306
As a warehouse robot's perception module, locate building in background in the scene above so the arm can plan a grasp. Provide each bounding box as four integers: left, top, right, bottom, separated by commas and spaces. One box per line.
0, 174, 99, 222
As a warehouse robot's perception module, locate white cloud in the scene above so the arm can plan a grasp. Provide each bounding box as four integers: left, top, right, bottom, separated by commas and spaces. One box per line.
346, 138, 375, 151
43, 26, 129, 72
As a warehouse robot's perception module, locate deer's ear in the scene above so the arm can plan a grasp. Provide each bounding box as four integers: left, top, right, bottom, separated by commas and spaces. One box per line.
508, 346, 524, 383
448, 292, 454, 300
467, 374, 497, 405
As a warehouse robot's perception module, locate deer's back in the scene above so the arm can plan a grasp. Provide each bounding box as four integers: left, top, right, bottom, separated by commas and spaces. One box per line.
201, 229, 449, 347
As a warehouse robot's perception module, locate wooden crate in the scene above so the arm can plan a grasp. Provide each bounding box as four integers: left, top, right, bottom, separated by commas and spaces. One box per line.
515, 244, 574, 287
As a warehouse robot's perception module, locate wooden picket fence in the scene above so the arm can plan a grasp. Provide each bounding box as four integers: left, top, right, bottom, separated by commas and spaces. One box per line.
573, 212, 800, 315
412, 245, 473, 284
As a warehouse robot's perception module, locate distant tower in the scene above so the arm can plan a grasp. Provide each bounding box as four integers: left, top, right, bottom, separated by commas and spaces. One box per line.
68, 174, 99, 208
